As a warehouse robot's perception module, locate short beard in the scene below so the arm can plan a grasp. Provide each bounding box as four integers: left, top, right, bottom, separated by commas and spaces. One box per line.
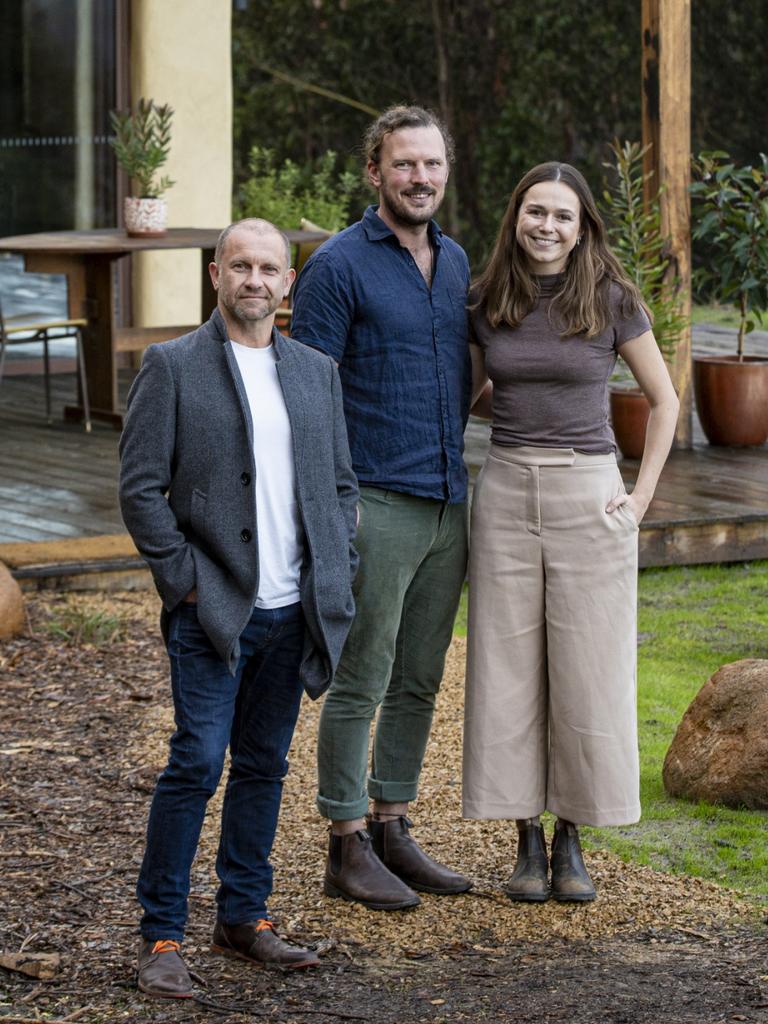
379, 184, 442, 228
389, 206, 435, 227
232, 302, 271, 322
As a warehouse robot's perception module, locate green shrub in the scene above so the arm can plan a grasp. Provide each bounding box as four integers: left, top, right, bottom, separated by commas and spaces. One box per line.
237, 147, 362, 231
601, 139, 689, 365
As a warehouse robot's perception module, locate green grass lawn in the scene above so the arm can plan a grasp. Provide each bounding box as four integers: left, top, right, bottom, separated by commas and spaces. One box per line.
455, 561, 768, 899
693, 302, 768, 330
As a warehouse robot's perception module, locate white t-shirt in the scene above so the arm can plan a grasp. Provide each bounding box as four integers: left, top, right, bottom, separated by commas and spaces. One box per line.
230, 340, 303, 608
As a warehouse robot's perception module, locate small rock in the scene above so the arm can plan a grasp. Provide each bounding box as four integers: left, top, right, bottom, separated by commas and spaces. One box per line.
0, 561, 25, 640
662, 659, 768, 809
0, 950, 61, 979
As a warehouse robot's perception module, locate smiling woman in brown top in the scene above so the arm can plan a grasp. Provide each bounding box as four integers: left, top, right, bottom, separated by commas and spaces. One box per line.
462, 162, 679, 903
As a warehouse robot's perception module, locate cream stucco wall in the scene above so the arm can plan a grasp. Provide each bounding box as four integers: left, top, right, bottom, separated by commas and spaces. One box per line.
130, 0, 232, 327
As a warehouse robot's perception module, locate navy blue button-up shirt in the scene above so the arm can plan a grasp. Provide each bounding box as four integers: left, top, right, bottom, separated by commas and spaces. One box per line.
291, 206, 471, 503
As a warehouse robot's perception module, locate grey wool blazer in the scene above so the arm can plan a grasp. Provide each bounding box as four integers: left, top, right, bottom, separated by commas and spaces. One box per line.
118, 309, 359, 699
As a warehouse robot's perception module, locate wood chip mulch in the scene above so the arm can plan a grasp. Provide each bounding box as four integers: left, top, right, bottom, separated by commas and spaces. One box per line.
1, 589, 766, 1024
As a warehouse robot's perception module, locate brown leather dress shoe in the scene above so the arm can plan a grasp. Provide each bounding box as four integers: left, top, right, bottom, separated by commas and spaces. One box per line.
137, 939, 197, 998
324, 829, 421, 910
368, 816, 473, 895
504, 821, 549, 902
211, 919, 319, 969
550, 821, 597, 902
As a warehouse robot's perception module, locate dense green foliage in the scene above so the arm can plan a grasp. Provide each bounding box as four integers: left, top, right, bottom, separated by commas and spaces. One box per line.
233, 0, 768, 267
237, 147, 364, 230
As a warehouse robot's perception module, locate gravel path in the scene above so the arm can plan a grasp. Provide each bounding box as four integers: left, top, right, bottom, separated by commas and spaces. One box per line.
1, 590, 766, 1023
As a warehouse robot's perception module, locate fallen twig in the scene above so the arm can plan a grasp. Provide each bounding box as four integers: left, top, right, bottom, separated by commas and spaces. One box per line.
672, 925, 713, 941
189, 995, 368, 1021
0, 1011, 92, 1024
20, 983, 44, 1003
264, 1009, 367, 1021
61, 1008, 94, 1022
17, 933, 40, 954
52, 879, 93, 901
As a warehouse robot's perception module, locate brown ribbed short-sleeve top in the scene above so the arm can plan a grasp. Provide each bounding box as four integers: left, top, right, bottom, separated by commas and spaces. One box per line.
470, 274, 651, 453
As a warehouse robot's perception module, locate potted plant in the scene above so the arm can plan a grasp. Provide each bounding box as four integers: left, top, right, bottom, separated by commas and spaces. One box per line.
109, 98, 175, 237
690, 151, 768, 446
601, 140, 688, 459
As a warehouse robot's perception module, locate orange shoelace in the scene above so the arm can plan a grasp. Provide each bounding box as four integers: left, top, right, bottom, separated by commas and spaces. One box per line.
255, 920, 275, 933
152, 939, 181, 955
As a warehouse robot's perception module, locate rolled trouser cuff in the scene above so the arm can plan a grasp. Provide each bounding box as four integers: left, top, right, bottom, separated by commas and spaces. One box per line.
367, 776, 419, 804
316, 792, 370, 821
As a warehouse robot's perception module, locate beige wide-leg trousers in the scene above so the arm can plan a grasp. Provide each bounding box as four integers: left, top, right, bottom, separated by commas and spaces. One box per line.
463, 446, 641, 826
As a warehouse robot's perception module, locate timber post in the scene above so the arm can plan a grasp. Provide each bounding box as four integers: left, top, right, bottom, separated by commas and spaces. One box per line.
641, 0, 693, 448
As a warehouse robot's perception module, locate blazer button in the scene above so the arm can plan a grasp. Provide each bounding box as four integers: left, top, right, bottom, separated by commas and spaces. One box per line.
240, 528, 252, 543
241, 472, 251, 486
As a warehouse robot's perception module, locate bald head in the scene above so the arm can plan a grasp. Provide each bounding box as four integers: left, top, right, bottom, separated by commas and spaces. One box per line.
209, 219, 296, 345
215, 218, 292, 269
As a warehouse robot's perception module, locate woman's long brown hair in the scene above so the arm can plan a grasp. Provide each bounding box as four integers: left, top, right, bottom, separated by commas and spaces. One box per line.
472, 162, 648, 337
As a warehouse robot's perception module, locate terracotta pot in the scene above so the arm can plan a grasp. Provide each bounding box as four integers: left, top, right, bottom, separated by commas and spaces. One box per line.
124, 196, 168, 238
693, 355, 768, 446
610, 386, 650, 459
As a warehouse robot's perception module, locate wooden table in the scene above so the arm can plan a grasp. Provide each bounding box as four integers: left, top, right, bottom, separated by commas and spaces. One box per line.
0, 227, 326, 428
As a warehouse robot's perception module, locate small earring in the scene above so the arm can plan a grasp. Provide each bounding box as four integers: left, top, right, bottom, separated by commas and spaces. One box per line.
576, 235, 583, 245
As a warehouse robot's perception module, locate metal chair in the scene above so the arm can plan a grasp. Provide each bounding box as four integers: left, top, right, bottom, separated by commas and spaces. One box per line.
0, 296, 92, 431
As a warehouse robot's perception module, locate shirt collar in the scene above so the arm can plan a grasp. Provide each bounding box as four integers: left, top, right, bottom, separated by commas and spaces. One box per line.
361, 204, 443, 246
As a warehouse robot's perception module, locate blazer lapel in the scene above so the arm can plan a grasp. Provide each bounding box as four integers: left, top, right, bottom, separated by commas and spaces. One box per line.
274, 332, 306, 476
211, 309, 255, 449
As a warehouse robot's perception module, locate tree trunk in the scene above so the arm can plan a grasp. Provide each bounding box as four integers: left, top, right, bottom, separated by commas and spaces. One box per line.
642, 0, 693, 449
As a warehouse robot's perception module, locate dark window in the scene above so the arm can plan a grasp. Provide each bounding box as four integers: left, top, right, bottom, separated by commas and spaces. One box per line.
0, 0, 118, 235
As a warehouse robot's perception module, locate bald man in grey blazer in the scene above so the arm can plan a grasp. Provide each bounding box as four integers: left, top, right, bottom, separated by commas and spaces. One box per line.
119, 218, 358, 998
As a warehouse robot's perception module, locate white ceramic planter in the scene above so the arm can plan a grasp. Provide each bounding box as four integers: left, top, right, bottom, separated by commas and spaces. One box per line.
124, 196, 168, 238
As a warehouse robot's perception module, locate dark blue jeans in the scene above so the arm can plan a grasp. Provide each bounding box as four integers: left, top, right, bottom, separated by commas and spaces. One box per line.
137, 601, 305, 941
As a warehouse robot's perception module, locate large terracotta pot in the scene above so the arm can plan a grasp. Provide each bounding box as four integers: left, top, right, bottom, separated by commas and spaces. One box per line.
124, 196, 168, 238
610, 386, 650, 459
693, 355, 768, 446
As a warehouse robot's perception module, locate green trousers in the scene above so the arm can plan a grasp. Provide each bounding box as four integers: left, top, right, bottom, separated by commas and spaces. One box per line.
316, 486, 468, 820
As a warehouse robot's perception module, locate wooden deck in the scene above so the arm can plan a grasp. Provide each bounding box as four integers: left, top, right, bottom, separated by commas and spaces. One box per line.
0, 349, 766, 583
0, 369, 127, 543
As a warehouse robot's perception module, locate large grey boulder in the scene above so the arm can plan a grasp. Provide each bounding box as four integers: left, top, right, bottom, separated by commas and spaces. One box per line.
0, 561, 25, 640
662, 659, 768, 810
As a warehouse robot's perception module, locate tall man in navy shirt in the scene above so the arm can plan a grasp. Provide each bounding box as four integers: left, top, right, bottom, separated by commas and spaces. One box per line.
292, 105, 472, 910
